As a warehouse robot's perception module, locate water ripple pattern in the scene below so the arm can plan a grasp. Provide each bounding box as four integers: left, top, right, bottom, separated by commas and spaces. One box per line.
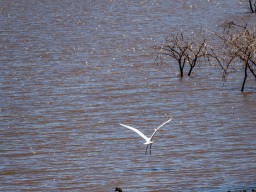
0, 0, 255, 191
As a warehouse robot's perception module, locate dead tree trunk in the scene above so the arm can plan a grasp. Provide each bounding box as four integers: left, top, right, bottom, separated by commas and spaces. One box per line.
249, 0, 256, 13
179, 58, 185, 77
241, 64, 248, 92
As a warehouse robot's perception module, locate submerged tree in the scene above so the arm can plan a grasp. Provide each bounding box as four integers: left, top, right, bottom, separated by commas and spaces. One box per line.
206, 21, 256, 92
153, 33, 188, 77
249, 0, 256, 13
153, 32, 207, 77
186, 39, 207, 76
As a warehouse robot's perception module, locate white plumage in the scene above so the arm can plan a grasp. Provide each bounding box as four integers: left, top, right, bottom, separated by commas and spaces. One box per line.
120, 117, 172, 154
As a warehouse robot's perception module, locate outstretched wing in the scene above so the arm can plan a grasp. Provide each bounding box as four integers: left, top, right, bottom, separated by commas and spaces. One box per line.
120, 123, 149, 142
150, 117, 172, 139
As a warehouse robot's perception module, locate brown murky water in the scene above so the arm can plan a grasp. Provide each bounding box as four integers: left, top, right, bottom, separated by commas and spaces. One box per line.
0, 0, 256, 191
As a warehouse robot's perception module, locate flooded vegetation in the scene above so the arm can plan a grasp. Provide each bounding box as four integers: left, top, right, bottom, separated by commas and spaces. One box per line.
153, 32, 207, 77
249, 0, 256, 13
0, 0, 255, 191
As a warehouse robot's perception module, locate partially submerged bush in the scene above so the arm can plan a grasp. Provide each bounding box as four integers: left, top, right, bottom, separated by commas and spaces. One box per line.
153, 21, 256, 92
206, 21, 256, 92
153, 32, 207, 77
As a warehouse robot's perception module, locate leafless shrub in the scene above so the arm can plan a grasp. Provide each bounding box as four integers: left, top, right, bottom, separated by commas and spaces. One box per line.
186, 39, 207, 76
206, 21, 256, 91
207, 45, 237, 81
153, 32, 207, 77
153, 20, 256, 92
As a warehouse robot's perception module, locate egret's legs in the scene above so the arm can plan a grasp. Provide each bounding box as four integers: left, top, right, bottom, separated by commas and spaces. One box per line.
145, 144, 148, 154
145, 144, 153, 155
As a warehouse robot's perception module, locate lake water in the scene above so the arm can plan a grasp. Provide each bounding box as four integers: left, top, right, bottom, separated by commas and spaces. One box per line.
0, 0, 256, 191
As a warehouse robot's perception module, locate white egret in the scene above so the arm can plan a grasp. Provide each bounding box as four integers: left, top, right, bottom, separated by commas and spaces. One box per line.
119, 117, 172, 154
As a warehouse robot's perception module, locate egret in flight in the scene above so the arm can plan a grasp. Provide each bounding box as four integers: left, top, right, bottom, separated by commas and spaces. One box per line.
119, 117, 172, 154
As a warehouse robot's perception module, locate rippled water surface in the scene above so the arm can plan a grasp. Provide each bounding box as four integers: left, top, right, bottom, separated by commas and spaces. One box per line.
0, 0, 256, 191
